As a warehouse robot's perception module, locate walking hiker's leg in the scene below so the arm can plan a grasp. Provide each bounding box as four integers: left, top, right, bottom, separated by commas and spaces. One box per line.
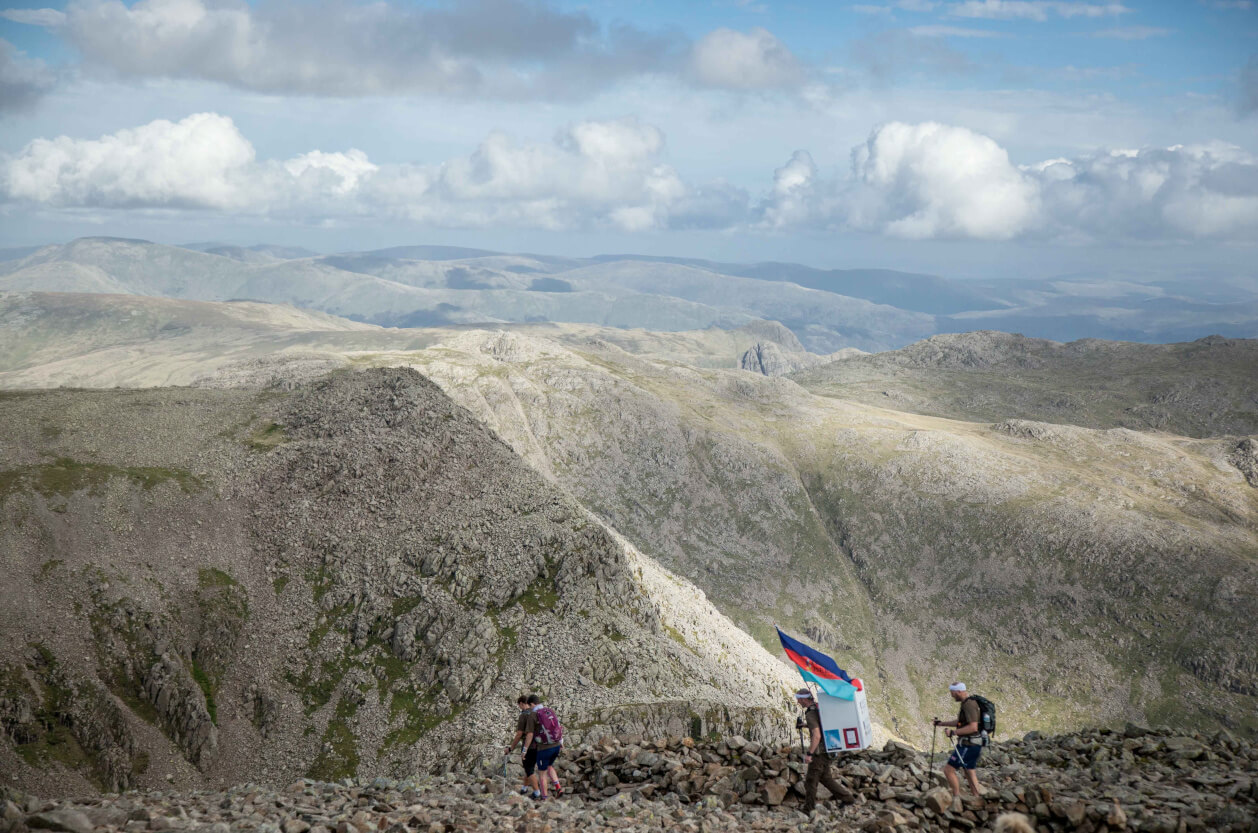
803, 756, 822, 813
819, 760, 850, 804
965, 767, 982, 796
534, 747, 560, 800
943, 763, 961, 797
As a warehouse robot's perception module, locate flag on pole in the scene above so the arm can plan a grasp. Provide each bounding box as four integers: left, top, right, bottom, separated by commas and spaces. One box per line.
776, 626, 859, 701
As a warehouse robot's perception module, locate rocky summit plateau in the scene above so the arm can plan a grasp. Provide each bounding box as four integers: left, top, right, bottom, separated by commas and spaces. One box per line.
2, 726, 1255, 833
0, 243, 1256, 833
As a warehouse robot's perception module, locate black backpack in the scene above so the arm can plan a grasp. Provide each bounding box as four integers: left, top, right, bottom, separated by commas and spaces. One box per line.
969, 695, 997, 736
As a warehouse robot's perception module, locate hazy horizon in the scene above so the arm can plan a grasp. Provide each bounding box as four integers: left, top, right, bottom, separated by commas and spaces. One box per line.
2, 0, 1257, 287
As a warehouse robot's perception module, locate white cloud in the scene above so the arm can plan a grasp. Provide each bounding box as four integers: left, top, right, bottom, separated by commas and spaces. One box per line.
845, 121, 1041, 239
1199, 0, 1251, 9
1090, 26, 1171, 40
689, 27, 802, 90
754, 123, 1258, 243
1035, 142, 1258, 240
759, 150, 820, 229
949, 1, 1129, 20
0, 113, 717, 233
0, 8, 67, 26
3, 113, 259, 209
0, 39, 57, 113
41, 0, 804, 100
5, 114, 1256, 244
284, 150, 378, 197
53, 0, 687, 99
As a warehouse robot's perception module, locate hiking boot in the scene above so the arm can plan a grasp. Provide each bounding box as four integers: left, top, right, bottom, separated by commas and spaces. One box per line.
551, 782, 564, 797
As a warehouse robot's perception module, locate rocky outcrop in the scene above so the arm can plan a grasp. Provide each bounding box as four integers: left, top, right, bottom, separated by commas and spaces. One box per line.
738, 342, 864, 376
1229, 437, 1258, 487
89, 599, 218, 770
0, 648, 138, 793
4, 727, 1254, 833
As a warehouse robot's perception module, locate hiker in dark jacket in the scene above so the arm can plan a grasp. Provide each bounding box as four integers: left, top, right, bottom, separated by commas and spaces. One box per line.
795, 689, 852, 814
934, 682, 985, 797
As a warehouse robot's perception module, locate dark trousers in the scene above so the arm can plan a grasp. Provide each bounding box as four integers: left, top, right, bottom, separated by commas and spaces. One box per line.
803, 754, 848, 811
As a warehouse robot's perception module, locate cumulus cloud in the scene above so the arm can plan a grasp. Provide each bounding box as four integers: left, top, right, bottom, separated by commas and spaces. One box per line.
0, 8, 67, 26
949, 1, 1129, 20
3, 113, 259, 209
845, 122, 1041, 239
1034, 143, 1258, 240
689, 27, 803, 89
759, 150, 821, 229
5, 114, 1256, 243
0, 39, 57, 113
0, 112, 735, 232
753, 122, 1258, 242
52, 0, 687, 99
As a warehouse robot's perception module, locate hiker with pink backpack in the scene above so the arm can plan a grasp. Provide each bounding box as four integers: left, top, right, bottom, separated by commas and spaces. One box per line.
524, 694, 564, 800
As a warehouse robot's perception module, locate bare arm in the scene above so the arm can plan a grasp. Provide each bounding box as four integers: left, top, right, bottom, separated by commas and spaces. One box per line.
808, 726, 822, 756
505, 730, 524, 753
954, 720, 980, 737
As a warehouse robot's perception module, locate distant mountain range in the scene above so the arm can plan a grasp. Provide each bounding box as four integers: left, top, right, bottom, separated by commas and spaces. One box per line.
2, 237, 1254, 349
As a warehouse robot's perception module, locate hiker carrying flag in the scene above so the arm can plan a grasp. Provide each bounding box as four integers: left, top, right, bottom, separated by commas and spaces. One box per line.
776, 627, 858, 700
795, 688, 853, 814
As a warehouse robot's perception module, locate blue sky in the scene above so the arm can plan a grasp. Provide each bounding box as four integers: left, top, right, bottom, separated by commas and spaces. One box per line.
0, 0, 1255, 280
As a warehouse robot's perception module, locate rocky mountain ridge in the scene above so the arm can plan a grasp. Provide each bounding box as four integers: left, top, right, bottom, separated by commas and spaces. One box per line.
791, 331, 1258, 437
0, 369, 801, 798
396, 331, 1258, 744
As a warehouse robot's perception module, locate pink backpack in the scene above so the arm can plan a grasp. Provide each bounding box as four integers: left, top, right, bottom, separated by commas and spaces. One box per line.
535, 706, 564, 745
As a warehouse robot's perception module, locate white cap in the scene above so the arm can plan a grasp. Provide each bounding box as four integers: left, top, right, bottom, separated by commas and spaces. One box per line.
948, 682, 966, 692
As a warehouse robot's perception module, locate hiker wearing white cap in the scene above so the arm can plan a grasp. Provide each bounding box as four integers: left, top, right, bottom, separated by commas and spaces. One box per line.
933, 682, 985, 797
794, 689, 852, 814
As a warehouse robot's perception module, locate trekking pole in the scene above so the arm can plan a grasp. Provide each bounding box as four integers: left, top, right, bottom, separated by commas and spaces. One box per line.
930, 721, 937, 773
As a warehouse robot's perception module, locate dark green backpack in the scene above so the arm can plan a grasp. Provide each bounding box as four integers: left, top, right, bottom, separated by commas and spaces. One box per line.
970, 695, 997, 736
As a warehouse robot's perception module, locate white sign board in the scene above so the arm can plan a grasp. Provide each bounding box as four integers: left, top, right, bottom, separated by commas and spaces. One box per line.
817, 680, 873, 753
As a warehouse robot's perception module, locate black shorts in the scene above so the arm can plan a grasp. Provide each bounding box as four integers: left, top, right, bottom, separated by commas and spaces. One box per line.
522, 747, 538, 776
